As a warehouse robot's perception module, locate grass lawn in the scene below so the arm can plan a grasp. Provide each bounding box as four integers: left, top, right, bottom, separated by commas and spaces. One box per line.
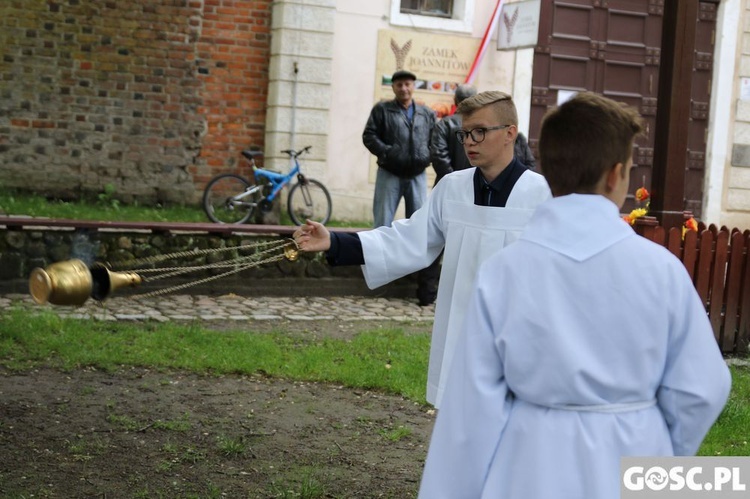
0, 309, 748, 456
0, 187, 367, 227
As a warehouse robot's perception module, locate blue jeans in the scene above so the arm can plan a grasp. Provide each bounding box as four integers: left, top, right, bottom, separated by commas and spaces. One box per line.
372, 168, 427, 228
372, 167, 439, 304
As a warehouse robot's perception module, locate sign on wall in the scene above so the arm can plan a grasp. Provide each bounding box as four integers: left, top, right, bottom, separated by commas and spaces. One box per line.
374, 29, 480, 119
369, 30, 482, 186
741, 78, 750, 101
497, 0, 541, 50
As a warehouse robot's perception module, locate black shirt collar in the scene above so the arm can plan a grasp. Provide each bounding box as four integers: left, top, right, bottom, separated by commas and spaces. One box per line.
472, 157, 529, 207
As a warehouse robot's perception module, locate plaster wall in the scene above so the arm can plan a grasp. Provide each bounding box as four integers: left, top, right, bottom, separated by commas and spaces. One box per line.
709, 0, 750, 229
322, 0, 527, 223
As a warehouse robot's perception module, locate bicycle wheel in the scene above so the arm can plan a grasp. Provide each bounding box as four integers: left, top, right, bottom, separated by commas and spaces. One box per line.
287, 178, 332, 225
202, 174, 260, 224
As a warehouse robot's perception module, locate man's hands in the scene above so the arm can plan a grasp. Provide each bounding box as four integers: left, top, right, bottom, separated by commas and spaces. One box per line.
293, 220, 331, 252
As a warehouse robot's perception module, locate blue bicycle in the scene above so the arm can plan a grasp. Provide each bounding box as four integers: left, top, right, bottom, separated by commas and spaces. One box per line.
202, 146, 332, 225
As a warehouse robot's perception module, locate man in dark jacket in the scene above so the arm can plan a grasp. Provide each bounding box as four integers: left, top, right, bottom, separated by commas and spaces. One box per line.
362, 69, 439, 305
363, 69, 437, 227
514, 131, 537, 170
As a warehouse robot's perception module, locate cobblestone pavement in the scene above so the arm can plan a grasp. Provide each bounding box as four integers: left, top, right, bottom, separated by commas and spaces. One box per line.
0, 293, 436, 323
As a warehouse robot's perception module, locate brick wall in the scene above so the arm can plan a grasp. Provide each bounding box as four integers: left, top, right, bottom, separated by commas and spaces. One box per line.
0, 0, 271, 206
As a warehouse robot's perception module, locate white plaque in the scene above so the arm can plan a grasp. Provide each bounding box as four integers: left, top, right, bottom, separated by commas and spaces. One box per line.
741, 78, 750, 100
497, 0, 541, 50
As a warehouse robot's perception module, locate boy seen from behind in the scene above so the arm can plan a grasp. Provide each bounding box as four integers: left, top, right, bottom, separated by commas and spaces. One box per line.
418, 92, 731, 499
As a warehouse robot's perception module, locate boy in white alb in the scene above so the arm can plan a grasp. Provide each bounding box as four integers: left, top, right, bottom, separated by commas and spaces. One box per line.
418, 92, 731, 498
294, 92, 551, 407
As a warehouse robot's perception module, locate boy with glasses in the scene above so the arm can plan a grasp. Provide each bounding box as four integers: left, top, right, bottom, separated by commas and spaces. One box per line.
418, 92, 730, 498
294, 91, 551, 408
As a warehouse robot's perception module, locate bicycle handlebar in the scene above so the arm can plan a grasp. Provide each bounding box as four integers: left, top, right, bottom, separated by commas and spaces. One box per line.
280, 145, 312, 158
242, 146, 311, 164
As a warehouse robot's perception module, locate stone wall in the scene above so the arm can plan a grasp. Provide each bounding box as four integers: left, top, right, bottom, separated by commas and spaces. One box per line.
0, 0, 272, 205
263, 0, 333, 183
728, 0, 750, 227
0, 226, 414, 298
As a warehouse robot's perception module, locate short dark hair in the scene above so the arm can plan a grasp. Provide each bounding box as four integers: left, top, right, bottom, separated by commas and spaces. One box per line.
539, 92, 643, 196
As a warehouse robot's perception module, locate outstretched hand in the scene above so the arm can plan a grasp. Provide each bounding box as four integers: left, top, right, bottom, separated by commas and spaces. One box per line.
293, 219, 331, 252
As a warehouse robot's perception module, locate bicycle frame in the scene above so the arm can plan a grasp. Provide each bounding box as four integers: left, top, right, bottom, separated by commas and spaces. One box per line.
252, 160, 300, 202
203, 144, 329, 225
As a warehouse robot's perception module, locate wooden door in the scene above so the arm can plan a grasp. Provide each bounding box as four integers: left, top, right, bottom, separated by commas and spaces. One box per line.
530, 0, 716, 215
684, 2, 718, 217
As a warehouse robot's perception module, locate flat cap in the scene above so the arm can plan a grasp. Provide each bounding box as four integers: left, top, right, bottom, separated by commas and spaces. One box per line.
391, 69, 417, 82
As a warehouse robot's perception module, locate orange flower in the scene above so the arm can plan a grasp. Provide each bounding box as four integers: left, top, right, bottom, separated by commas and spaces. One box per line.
635, 187, 650, 202
681, 217, 699, 240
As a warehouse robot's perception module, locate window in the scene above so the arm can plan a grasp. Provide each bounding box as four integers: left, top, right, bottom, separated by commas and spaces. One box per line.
401, 0, 454, 19
391, 0, 474, 33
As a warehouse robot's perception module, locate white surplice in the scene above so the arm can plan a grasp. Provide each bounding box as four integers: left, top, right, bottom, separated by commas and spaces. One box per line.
418, 194, 732, 499
358, 167, 552, 407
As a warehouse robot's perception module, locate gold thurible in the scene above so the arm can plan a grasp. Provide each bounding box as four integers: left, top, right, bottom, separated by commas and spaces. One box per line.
29, 259, 142, 306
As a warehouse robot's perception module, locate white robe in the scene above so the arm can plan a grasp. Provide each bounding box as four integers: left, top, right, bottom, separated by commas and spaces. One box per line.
418, 194, 732, 499
358, 167, 551, 407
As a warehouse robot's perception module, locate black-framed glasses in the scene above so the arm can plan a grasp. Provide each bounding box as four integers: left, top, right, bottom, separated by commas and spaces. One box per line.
455, 125, 511, 144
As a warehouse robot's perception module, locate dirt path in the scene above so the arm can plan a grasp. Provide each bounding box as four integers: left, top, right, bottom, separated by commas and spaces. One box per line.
0, 320, 436, 498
